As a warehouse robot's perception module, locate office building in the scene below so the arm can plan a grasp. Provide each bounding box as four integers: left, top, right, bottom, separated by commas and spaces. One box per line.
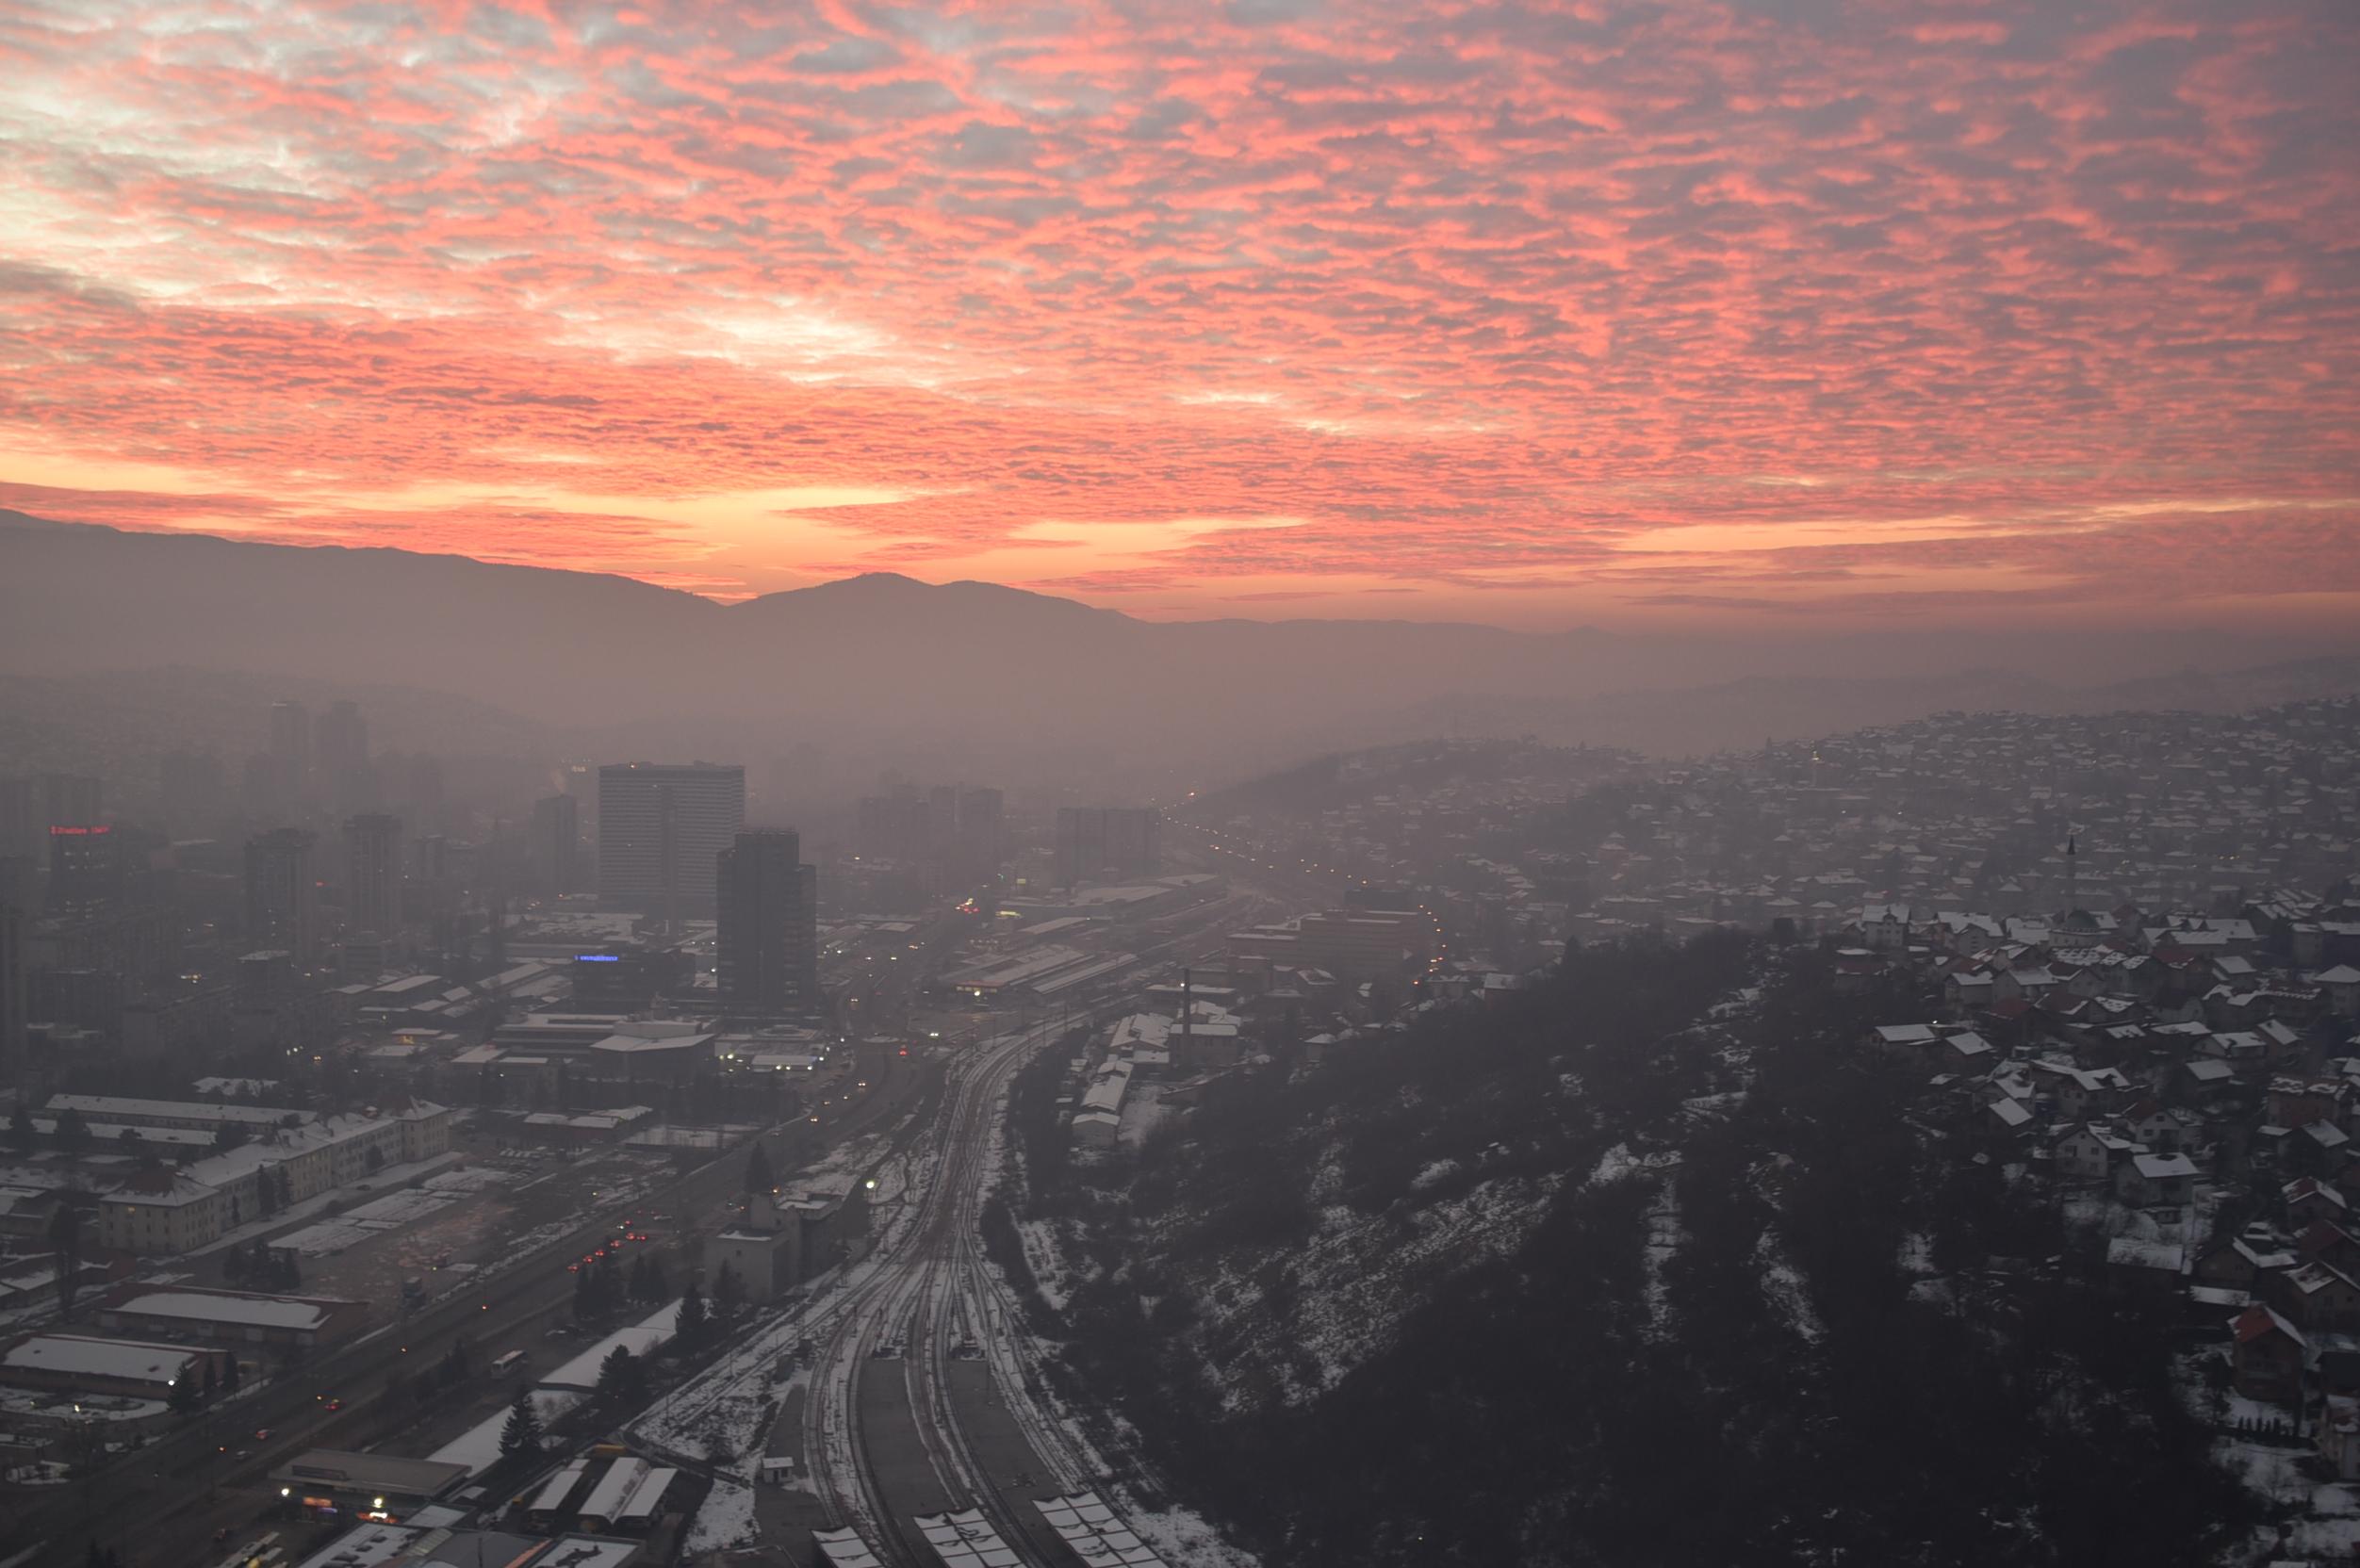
314, 700, 371, 808
597, 763, 744, 915
531, 792, 580, 896
716, 829, 819, 1015
158, 750, 224, 830
0, 778, 33, 862
1055, 806, 1162, 887
1227, 907, 1434, 985
856, 790, 930, 862
244, 827, 320, 963
315, 700, 367, 776
343, 812, 403, 938
40, 773, 102, 832
268, 700, 310, 776
0, 896, 24, 1086
46, 823, 123, 915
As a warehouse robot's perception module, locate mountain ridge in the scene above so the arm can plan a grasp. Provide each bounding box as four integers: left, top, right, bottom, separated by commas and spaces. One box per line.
3, 514, 2353, 791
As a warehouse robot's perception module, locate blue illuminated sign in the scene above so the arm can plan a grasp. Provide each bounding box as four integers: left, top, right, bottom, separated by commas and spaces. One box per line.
575, 954, 621, 963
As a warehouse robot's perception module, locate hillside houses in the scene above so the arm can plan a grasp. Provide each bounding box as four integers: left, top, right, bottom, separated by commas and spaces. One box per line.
1861, 872, 2360, 1418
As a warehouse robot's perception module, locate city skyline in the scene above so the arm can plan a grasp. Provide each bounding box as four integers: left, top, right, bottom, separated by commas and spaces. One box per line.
3, 0, 2354, 634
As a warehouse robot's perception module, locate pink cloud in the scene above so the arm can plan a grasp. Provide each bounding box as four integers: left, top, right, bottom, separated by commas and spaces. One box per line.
0, 0, 2351, 627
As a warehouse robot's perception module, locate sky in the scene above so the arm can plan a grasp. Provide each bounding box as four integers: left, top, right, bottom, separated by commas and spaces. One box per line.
1, 0, 2356, 631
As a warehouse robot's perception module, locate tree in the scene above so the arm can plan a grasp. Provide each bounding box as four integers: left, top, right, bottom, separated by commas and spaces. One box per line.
676, 1282, 710, 1349
640, 1253, 666, 1304
441, 1339, 471, 1388
596, 1344, 647, 1406
55, 1107, 90, 1158
202, 1359, 219, 1400
212, 1122, 249, 1152
592, 1252, 620, 1315
498, 1385, 543, 1461
168, 1374, 201, 1417
48, 1203, 83, 1319
746, 1141, 774, 1197
8, 1102, 33, 1156
222, 1352, 241, 1395
713, 1261, 743, 1315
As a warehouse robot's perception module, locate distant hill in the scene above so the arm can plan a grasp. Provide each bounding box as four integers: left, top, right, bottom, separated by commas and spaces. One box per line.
2, 516, 2353, 791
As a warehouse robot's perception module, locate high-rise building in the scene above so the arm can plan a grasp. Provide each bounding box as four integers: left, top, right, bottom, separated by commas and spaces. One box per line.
40, 774, 102, 831
343, 812, 403, 937
0, 893, 25, 1088
1055, 806, 1162, 887
531, 793, 580, 896
716, 829, 818, 1015
0, 777, 34, 862
597, 762, 745, 914
243, 827, 319, 962
158, 751, 225, 831
314, 701, 371, 809
46, 824, 123, 915
268, 700, 310, 784
955, 786, 1004, 874
856, 789, 930, 862
315, 700, 367, 776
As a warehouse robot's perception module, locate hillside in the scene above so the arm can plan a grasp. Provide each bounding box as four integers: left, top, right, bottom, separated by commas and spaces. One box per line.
995, 938, 2248, 1565
3, 515, 2354, 790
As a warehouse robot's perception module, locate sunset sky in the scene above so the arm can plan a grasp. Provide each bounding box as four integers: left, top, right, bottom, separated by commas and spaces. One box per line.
2, 0, 2355, 630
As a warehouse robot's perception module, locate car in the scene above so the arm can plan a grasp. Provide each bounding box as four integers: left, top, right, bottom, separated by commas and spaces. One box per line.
317, 1396, 342, 1412
254, 1427, 273, 1441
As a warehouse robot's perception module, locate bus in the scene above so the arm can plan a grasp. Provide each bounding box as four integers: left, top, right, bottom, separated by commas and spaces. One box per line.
491, 1349, 527, 1377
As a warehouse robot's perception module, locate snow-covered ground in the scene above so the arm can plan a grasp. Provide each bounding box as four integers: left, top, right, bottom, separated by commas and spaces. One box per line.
1753, 1228, 1824, 1344
683, 1475, 759, 1552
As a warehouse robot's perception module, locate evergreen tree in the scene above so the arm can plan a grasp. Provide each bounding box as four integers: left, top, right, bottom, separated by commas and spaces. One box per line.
641, 1253, 666, 1303
596, 1344, 644, 1405
713, 1261, 743, 1315
498, 1385, 543, 1461
746, 1141, 774, 1196
7, 1103, 33, 1156
592, 1251, 620, 1315
55, 1107, 90, 1157
222, 1353, 241, 1394
677, 1282, 710, 1348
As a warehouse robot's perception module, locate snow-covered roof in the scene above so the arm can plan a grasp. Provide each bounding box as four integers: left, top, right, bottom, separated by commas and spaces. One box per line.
1, 1334, 198, 1386
578, 1457, 650, 1524
912, 1509, 1024, 1567
813, 1527, 888, 1568
1033, 1493, 1171, 1568
108, 1289, 347, 1331
536, 1301, 679, 1391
